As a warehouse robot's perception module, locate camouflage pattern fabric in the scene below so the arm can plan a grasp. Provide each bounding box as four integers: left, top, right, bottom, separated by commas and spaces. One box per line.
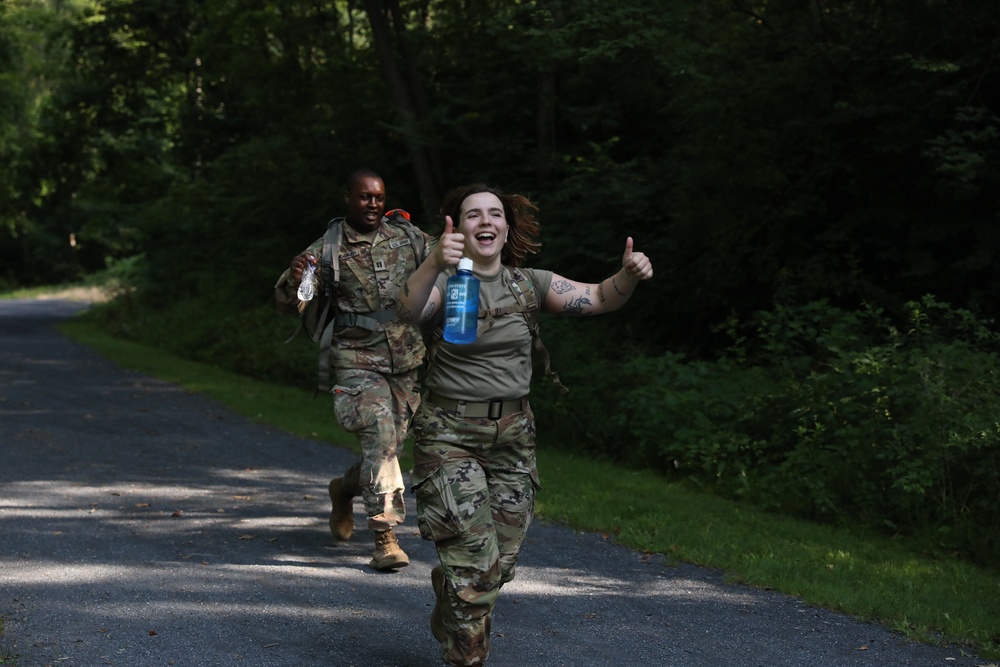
275, 218, 432, 527
410, 403, 539, 666
332, 368, 420, 530
275, 218, 429, 374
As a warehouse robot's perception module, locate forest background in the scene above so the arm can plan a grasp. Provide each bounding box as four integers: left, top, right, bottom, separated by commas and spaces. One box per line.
1, 0, 999, 568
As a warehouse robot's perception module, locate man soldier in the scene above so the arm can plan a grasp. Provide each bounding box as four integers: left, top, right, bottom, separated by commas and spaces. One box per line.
275, 168, 431, 570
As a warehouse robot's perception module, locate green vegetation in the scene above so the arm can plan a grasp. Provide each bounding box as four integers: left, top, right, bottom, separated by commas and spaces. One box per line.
609, 297, 1000, 564
58, 315, 1000, 660
4, 0, 1000, 658
5, 2, 998, 568
78, 286, 1000, 566
0, 614, 17, 665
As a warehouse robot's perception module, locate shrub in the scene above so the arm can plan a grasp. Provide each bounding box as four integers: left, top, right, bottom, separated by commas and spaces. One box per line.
618, 296, 1000, 564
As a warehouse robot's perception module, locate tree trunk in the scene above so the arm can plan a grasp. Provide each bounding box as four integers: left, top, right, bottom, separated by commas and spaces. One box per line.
362, 0, 441, 216
535, 0, 564, 188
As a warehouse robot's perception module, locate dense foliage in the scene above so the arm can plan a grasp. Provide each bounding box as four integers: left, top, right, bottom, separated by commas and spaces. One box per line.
3, 0, 999, 564
612, 297, 1000, 563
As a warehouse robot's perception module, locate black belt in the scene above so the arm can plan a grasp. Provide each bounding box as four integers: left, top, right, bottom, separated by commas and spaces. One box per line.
425, 391, 528, 419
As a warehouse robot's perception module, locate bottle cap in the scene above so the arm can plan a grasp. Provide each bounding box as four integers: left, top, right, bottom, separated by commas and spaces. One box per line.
458, 257, 473, 272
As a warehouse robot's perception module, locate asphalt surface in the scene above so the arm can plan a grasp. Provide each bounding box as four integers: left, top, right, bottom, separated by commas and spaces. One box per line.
0, 298, 989, 667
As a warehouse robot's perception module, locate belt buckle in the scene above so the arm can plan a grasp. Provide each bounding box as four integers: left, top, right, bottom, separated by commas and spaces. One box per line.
487, 399, 503, 420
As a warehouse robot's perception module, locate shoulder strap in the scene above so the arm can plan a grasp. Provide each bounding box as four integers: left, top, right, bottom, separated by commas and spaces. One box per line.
383, 209, 426, 269
508, 267, 538, 310
314, 214, 423, 395
313, 218, 344, 393
478, 266, 536, 331
503, 267, 568, 394
320, 217, 344, 303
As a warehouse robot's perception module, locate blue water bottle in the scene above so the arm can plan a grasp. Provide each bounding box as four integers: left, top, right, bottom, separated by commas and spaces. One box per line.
443, 257, 480, 344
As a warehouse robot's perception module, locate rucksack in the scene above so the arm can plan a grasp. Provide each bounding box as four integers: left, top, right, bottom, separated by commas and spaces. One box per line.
427, 266, 568, 394
287, 209, 426, 393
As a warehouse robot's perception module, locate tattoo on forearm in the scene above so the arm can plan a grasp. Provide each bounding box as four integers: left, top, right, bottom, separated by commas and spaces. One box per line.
612, 276, 628, 296
598, 282, 606, 303
563, 296, 592, 316
552, 280, 573, 294
402, 282, 411, 296
421, 302, 438, 321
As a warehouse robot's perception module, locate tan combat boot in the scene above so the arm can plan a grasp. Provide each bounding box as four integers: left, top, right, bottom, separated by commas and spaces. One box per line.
370, 528, 409, 571
328, 462, 360, 541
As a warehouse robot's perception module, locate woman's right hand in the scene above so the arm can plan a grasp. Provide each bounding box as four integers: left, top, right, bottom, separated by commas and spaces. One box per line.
433, 216, 465, 270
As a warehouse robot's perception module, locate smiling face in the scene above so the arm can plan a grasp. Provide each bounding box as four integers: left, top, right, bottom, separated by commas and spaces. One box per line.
456, 191, 509, 270
343, 175, 386, 233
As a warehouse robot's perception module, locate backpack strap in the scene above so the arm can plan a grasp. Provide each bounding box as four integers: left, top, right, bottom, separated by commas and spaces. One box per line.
317, 217, 344, 334
315, 214, 423, 394
384, 209, 428, 266
316, 318, 337, 395
503, 267, 568, 394
333, 309, 398, 330
313, 218, 344, 393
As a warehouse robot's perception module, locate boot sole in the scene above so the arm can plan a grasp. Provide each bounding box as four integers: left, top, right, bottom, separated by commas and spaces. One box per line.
369, 553, 410, 571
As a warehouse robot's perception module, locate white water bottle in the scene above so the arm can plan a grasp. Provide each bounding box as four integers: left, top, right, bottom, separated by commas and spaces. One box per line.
297, 263, 317, 302
443, 258, 479, 344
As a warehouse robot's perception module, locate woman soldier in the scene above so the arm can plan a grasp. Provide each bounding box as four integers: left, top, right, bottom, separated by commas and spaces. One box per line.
396, 183, 653, 666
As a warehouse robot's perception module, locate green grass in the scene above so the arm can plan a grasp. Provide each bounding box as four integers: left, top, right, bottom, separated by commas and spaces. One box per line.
57, 317, 1000, 661
0, 615, 17, 665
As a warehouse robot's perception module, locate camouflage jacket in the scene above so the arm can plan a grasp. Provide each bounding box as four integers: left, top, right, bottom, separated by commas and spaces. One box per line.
275, 218, 431, 375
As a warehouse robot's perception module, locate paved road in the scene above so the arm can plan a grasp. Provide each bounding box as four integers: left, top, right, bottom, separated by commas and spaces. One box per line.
0, 298, 986, 667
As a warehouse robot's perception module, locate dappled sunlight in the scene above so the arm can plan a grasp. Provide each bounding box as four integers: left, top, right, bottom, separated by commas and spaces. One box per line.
0, 407, 50, 416
0, 557, 429, 591
236, 516, 317, 529
209, 466, 314, 484
1, 480, 221, 504
2, 299, 992, 666
509, 567, 758, 604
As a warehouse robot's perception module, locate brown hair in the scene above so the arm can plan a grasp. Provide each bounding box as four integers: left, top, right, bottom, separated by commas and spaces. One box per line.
440, 183, 541, 267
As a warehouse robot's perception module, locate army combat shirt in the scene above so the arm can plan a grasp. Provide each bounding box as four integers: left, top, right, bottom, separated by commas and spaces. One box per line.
426, 266, 553, 402
276, 218, 430, 375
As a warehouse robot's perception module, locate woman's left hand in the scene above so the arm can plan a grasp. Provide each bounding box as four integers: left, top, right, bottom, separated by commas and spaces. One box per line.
622, 237, 653, 281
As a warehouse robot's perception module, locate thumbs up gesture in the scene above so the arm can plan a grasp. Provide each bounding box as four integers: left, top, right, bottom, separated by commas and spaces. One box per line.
433, 216, 466, 270
622, 237, 653, 281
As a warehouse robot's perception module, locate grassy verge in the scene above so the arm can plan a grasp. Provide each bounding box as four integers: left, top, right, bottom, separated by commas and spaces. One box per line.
0, 615, 17, 665
58, 317, 1000, 660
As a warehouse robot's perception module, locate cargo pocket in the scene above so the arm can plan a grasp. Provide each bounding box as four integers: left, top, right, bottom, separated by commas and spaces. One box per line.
331, 384, 365, 433
412, 467, 462, 543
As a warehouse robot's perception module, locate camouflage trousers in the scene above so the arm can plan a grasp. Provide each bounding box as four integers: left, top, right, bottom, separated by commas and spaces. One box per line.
410, 401, 539, 666
331, 368, 420, 531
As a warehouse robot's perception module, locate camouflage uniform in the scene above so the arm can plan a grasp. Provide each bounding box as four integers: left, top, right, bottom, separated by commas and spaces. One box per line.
276, 217, 430, 530
410, 404, 538, 666
410, 267, 552, 666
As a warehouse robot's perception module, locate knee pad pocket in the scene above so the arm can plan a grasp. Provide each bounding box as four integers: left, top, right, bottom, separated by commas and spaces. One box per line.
413, 466, 490, 544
